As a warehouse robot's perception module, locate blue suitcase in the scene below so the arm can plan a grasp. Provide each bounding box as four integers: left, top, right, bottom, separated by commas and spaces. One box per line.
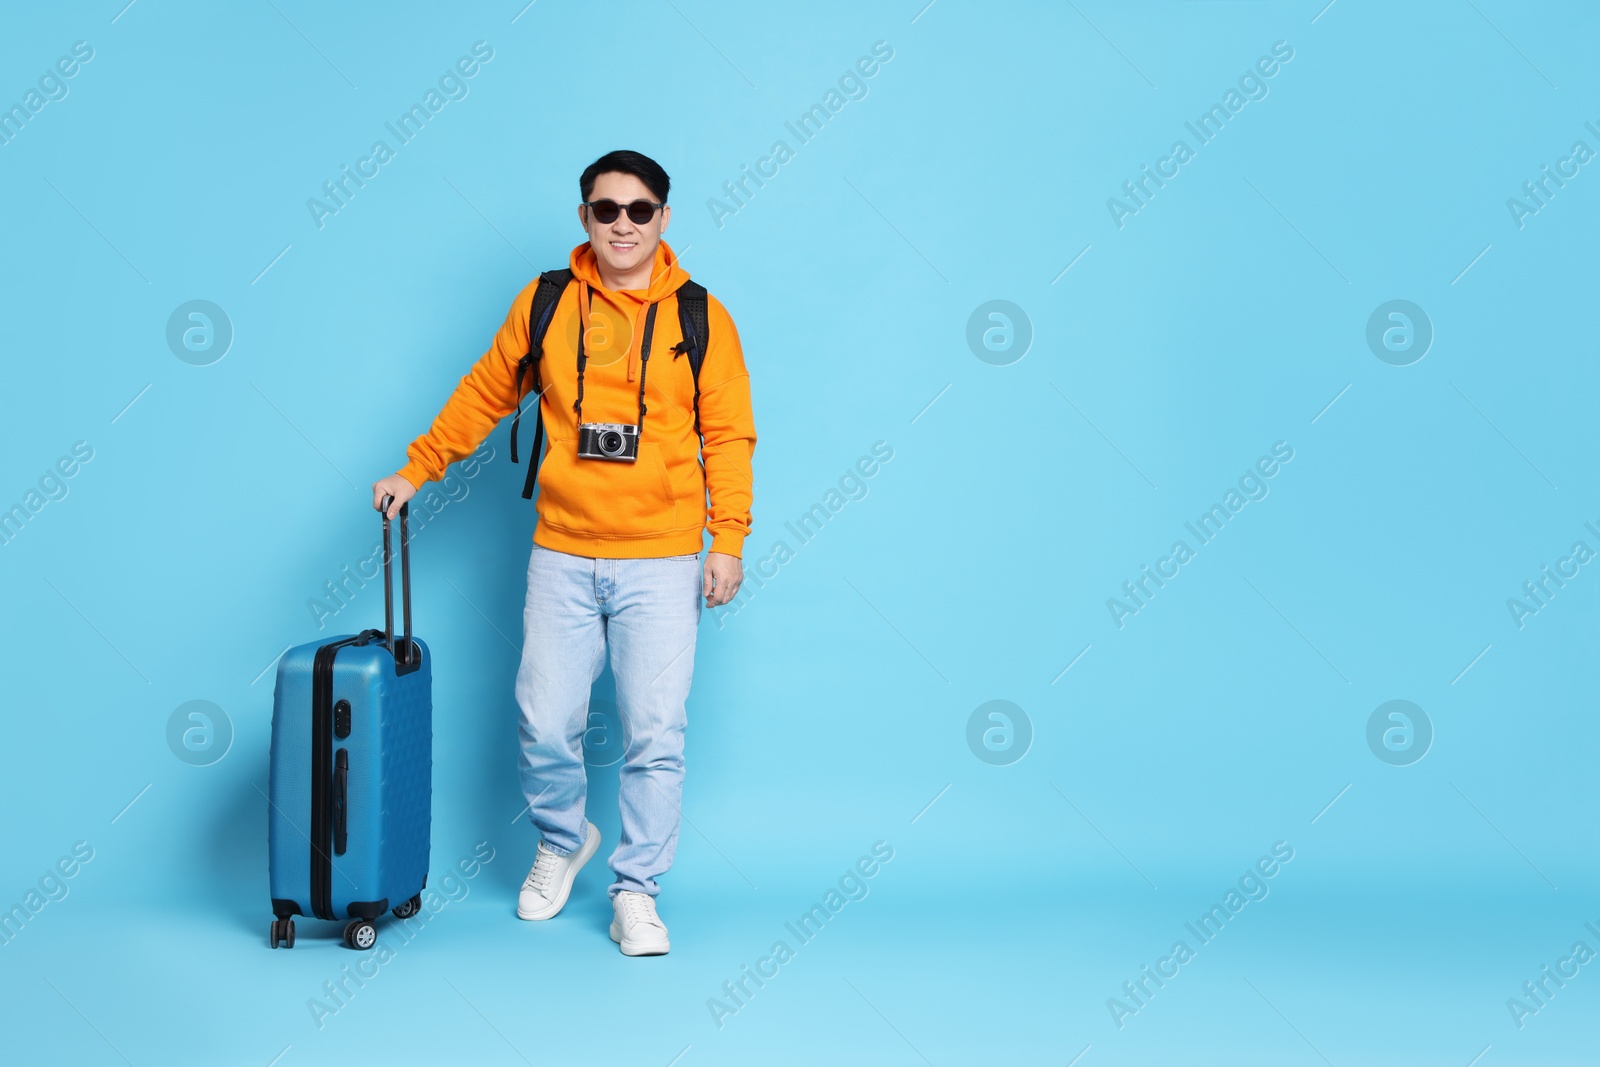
267, 499, 431, 950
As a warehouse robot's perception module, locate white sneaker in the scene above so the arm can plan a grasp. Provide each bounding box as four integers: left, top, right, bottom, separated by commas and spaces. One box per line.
610, 890, 670, 956
517, 821, 600, 921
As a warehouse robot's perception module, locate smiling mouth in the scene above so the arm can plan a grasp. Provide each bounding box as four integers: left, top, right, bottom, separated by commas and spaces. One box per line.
609, 241, 637, 251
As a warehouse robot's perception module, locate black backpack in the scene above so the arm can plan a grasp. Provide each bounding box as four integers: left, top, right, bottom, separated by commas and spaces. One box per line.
508, 268, 710, 500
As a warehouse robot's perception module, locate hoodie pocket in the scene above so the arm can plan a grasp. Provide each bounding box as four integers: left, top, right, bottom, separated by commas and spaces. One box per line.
533, 437, 583, 528
649, 442, 677, 526
661, 446, 706, 528
536, 434, 679, 536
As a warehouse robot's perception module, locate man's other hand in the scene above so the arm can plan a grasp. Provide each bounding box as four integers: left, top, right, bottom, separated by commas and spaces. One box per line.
703, 552, 742, 608
373, 473, 418, 518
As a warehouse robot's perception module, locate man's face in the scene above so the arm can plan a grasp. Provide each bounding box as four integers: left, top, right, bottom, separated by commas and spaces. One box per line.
579, 171, 671, 281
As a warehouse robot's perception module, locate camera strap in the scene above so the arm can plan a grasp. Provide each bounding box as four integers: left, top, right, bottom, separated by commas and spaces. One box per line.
572, 282, 659, 434
513, 271, 709, 502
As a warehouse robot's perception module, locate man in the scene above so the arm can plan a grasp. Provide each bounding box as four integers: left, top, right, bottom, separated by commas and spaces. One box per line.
371, 150, 756, 956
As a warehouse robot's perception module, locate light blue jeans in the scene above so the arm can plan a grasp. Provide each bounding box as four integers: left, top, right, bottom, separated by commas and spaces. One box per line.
514, 543, 702, 898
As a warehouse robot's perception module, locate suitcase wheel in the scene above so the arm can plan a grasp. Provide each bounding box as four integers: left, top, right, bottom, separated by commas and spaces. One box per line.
392, 894, 422, 920
344, 919, 377, 951
269, 918, 295, 949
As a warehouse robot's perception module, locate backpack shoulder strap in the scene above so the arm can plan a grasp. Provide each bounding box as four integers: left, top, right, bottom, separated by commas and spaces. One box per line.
531, 268, 573, 336
672, 280, 710, 438
511, 269, 574, 500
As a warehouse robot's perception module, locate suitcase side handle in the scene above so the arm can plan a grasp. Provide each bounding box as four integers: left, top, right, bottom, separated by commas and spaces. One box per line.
377, 495, 418, 674
333, 748, 349, 855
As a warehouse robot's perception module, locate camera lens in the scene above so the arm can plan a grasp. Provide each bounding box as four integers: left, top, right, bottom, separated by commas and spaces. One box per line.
600, 430, 623, 455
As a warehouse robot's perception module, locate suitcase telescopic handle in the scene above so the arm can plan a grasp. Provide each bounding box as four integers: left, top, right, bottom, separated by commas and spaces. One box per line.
377, 495, 414, 670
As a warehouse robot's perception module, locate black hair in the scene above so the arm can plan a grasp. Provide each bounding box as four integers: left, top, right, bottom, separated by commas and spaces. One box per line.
579, 150, 671, 203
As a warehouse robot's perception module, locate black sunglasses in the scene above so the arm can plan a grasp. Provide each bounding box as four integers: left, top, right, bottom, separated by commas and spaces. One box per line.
583, 198, 664, 225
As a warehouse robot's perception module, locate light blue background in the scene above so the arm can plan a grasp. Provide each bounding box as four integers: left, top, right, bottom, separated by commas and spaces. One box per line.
1, 1, 1596, 1064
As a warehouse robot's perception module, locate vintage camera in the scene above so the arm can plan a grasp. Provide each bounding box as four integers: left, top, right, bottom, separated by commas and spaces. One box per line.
577, 422, 639, 462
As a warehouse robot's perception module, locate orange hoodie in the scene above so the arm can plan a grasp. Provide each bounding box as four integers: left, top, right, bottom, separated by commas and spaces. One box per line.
398, 241, 756, 558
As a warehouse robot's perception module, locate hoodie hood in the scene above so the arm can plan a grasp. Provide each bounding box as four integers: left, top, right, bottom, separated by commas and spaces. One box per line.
570, 239, 690, 300
568, 240, 691, 381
